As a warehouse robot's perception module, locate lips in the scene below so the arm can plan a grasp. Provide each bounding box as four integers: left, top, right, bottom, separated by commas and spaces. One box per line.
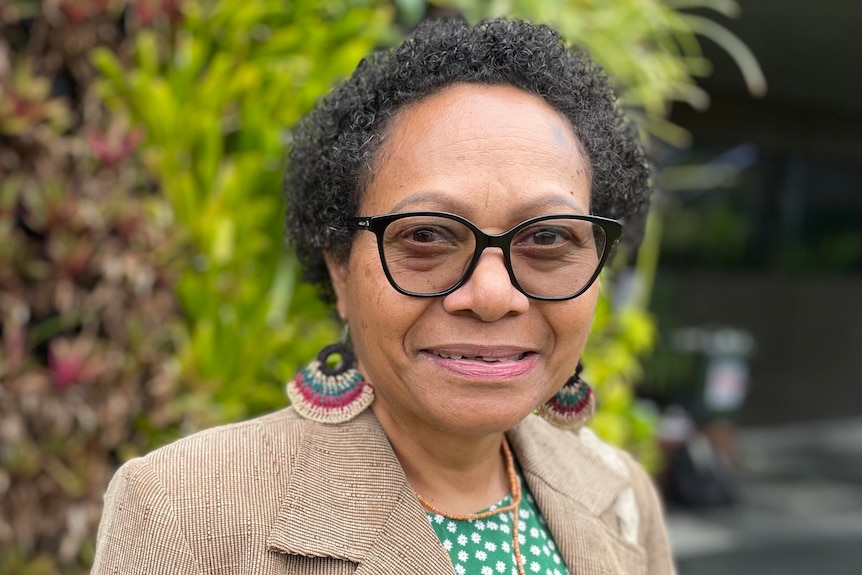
432, 351, 529, 362
421, 346, 538, 379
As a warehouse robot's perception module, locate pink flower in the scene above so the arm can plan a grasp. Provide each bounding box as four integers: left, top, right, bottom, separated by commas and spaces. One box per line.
86, 124, 144, 167
48, 338, 92, 391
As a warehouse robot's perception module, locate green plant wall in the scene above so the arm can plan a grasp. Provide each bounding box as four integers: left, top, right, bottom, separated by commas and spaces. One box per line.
94, 0, 395, 427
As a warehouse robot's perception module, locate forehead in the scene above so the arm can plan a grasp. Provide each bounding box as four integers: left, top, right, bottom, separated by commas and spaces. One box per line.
363, 83, 591, 220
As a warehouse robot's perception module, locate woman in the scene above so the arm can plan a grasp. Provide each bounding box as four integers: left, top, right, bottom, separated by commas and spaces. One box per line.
94, 18, 675, 575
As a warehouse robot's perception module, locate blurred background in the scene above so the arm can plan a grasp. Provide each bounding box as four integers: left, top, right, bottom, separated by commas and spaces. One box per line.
646, 2, 862, 573
0, 1, 859, 573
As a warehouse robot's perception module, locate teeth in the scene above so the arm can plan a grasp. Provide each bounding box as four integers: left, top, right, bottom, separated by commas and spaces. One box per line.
434, 352, 526, 362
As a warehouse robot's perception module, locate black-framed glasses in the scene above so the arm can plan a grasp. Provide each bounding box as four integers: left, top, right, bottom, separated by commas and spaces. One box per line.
348, 211, 622, 301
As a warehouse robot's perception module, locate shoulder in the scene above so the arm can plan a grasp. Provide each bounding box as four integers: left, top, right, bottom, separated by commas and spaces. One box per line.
511, 414, 638, 483
519, 415, 664, 519
140, 406, 306, 477
119, 406, 309, 523
94, 407, 309, 574
511, 415, 676, 574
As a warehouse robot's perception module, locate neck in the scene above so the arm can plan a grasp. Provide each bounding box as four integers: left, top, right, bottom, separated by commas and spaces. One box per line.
372, 403, 511, 515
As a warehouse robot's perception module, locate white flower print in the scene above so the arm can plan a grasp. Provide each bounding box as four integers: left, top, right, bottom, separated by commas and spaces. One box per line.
425, 477, 572, 575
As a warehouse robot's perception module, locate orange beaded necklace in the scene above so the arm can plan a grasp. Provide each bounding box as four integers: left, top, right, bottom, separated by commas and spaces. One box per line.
414, 439, 527, 575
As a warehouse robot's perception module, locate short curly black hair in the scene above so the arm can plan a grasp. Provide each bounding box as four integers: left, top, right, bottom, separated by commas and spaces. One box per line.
284, 17, 651, 303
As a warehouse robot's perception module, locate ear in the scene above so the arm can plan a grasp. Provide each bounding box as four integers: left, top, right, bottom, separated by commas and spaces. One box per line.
324, 251, 350, 321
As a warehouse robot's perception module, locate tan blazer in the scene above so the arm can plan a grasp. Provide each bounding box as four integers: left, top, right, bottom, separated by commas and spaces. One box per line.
93, 407, 676, 575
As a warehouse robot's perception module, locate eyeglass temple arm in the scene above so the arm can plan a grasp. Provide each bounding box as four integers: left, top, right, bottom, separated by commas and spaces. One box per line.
348, 218, 372, 230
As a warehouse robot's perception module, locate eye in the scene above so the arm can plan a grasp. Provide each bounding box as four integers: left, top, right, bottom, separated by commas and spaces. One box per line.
384, 217, 469, 253
387, 216, 471, 247
516, 225, 576, 247
410, 228, 442, 243
530, 229, 565, 246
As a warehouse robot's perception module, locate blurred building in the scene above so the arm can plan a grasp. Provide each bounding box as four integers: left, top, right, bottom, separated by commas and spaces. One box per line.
651, 0, 862, 427
654, 4, 862, 573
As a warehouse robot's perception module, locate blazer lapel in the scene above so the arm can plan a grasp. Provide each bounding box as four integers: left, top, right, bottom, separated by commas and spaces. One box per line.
352, 489, 455, 575
267, 410, 452, 574
509, 416, 645, 575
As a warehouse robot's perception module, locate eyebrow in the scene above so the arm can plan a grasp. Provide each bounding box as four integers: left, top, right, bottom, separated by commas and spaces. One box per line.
388, 190, 588, 215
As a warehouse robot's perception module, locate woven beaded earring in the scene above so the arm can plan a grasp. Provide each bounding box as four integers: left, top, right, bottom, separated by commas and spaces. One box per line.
537, 362, 595, 430
286, 326, 374, 424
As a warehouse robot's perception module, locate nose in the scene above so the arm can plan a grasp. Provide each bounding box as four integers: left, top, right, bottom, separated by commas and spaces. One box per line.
442, 248, 530, 321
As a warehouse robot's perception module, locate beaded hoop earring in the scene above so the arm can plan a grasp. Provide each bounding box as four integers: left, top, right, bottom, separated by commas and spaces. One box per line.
537, 362, 595, 430
286, 336, 374, 424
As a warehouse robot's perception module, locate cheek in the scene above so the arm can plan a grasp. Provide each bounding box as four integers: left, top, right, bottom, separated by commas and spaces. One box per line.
554, 287, 599, 351
346, 256, 412, 353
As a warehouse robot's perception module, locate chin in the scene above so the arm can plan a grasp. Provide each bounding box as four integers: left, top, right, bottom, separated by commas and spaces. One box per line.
433, 403, 535, 436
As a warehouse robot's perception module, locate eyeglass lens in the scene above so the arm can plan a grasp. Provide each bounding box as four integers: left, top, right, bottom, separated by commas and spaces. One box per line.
379, 214, 606, 299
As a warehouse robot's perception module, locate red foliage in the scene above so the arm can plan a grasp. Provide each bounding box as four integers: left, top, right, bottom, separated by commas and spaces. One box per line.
58, 0, 116, 26
86, 123, 145, 166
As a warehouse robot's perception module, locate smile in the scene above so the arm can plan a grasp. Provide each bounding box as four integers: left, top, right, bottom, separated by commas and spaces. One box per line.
423, 349, 539, 379
432, 352, 529, 362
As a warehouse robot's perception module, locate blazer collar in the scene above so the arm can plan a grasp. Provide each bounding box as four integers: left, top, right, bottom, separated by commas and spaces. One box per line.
267, 410, 633, 573
266, 410, 451, 571
509, 416, 642, 574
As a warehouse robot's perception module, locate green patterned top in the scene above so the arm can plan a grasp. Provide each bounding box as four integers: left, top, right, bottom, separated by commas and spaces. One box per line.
425, 466, 571, 575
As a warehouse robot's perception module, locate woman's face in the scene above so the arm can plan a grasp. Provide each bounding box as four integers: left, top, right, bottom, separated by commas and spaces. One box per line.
326, 83, 598, 437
